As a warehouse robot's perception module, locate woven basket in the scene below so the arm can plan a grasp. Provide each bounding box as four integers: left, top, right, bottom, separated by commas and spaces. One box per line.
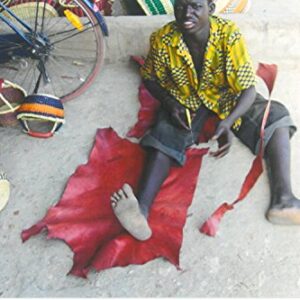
135, 0, 251, 15
1, 0, 12, 6
0, 79, 27, 127
136, 0, 174, 15
215, 0, 251, 14
5, 1, 59, 19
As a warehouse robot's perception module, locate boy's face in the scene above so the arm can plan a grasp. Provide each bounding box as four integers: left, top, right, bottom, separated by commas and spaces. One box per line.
174, 0, 215, 35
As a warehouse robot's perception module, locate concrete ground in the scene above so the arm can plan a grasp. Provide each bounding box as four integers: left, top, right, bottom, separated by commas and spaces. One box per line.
1, 1, 300, 297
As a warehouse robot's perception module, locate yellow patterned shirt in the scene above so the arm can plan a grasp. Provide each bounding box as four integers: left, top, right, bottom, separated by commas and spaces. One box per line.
141, 15, 256, 129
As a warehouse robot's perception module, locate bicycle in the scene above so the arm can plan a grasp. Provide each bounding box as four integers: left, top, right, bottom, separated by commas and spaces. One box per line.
0, 0, 108, 102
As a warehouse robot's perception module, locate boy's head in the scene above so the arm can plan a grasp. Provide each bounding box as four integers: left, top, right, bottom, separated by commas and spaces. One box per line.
174, 0, 216, 35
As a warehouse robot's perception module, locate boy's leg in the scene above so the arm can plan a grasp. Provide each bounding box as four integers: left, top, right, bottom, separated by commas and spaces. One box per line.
136, 149, 174, 217
111, 150, 173, 241
265, 127, 300, 224
111, 106, 212, 240
235, 93, 299, 224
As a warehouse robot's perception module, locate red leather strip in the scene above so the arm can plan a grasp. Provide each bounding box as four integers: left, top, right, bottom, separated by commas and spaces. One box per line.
200, 63, 278, 237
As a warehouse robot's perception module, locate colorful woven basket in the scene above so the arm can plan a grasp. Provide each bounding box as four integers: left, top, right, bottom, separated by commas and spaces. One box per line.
215, 0, 251, 14
135, 0, 251, 15
136, 0, 174, 15
16, 94, 65, 138
0, 79, 27, 127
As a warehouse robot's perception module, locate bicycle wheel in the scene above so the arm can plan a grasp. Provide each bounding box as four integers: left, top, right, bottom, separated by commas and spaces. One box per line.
0, 0, 105, 102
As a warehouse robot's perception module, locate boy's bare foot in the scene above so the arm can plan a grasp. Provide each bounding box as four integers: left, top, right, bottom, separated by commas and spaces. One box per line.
111, 183, 152, 241
266, 197, 300, 225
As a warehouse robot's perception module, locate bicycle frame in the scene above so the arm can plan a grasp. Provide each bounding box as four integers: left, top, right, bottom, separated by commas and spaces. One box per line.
0, 0, 108, 48
0, 1, 35, 47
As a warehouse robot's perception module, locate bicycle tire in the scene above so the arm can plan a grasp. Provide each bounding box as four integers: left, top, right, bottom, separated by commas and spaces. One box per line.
0, 0, 105, 102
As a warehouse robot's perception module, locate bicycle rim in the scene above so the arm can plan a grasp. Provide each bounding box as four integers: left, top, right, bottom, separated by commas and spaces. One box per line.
0, 0, 105, 102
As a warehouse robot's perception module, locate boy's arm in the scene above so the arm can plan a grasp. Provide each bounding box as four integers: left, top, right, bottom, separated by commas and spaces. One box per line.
142, 31, 190, 130
143, 78, 190, 130
210, 23, 257, 158
220, 85, 256, 128
210, 85, 256, 158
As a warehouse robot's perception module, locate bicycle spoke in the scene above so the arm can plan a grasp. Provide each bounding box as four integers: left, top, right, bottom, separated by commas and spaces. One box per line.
32, 65, 40, 94
34, 0, 40, 35
54, 45, 96, 51
47, 21, 94, 38
0, 44, 24, 52
46, 56, 70, 96
20, 60, 35, 92
41, 0, 47, 34
50, 25, 97, 46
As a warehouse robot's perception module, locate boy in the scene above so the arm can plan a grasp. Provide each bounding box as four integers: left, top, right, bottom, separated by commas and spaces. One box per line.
111, 0, 299, 241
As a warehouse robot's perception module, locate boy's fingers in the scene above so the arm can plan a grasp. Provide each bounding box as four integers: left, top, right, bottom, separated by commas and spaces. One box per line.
216, 149, 230, 159
178, 120, 189, 130
212, 127, 225, 140
209, 143, 231, 158
173, 112, 190, 130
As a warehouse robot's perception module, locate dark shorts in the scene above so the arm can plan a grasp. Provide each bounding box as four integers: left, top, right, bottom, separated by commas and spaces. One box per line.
140, 93, 297, 166
233, 93, 297, 154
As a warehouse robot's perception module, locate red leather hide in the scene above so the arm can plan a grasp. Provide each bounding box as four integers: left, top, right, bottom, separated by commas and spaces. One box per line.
22, 128, 208, 278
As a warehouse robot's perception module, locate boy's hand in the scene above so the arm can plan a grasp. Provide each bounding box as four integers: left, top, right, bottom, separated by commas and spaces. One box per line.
163, 97, 190, 130
209, 120, 234, 158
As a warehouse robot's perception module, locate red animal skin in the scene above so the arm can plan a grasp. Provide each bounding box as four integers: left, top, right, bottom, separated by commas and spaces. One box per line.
21, 127, 208, 278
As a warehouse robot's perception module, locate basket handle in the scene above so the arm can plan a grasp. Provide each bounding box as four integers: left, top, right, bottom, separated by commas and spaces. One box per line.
0, 94, 15, 112
27, 130, 54, 138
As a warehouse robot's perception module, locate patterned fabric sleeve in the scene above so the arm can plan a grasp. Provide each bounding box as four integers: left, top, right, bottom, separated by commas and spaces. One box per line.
225, 25, 256, 94
140, 32, 168, 83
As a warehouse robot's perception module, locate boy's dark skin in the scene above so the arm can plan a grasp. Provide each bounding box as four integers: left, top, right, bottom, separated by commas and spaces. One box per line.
111, 0, 300, 241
